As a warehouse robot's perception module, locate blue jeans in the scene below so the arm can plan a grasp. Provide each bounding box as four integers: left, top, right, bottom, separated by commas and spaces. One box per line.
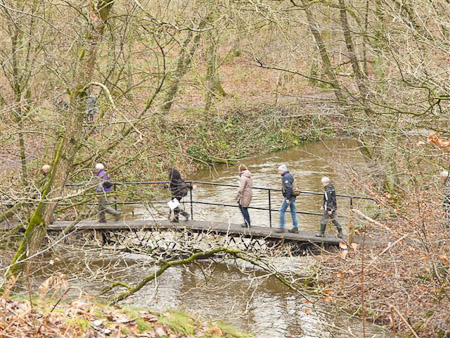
239, 204, 251, 227
279, 197, 298, 229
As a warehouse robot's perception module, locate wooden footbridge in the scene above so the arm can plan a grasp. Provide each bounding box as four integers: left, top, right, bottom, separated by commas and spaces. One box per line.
2, 181, 378, 254
40, 180, 378, 253
47, 219, 342, 244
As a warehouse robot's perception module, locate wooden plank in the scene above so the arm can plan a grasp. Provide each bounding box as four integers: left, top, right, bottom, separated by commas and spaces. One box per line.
47, 219, 342, 245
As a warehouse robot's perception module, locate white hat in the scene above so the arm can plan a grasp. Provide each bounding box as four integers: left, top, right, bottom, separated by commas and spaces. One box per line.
42, 164, 51, 173
95, 163, 105, 170
278, 164, 288, 172
321, 176, 330, 183
440, 170, 449, 177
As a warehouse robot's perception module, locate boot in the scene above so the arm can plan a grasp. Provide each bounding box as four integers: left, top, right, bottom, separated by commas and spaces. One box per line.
315, 223, 326, 237
183, 213, 190, 221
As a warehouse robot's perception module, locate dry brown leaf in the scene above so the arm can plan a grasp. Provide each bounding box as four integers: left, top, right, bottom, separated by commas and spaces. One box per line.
339, 242, 348, 250
438, 255, 449, 264
351, 243, 358, 252
337, 271, 344, 278
304, 308, 311, 315
323, 295, 332, 303
209, 327, 223, 336
341, 250, 348, 259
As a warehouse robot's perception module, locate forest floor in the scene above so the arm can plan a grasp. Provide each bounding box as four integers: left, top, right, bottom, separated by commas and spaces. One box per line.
0, 296, 253, 338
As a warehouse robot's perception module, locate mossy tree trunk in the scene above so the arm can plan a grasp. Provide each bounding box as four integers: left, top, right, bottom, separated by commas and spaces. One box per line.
160, 18, 207, 113
6, 0, 115, 281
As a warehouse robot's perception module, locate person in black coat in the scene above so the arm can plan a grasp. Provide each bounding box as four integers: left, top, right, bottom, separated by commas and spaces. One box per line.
316, 176, 343, 238
168, 168, 190, 222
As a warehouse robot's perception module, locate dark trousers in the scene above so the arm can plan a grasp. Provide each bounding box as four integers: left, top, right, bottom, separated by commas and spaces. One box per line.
171, 197, 189, 221
239, 204, 251, 227
98, 196, 119, 221
320, 210, 342, 234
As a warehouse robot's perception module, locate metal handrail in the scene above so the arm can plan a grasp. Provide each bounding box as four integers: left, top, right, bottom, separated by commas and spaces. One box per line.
63, 180, 378, 227
66, 180, 378, 202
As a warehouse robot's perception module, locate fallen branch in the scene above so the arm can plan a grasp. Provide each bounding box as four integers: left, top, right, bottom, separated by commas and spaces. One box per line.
104, 247, 313, 305
390, 305, 420, 338
366, 233, 409, 269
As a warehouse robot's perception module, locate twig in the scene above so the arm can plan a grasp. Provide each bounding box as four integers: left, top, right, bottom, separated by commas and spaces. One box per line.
391, 305, 420, 338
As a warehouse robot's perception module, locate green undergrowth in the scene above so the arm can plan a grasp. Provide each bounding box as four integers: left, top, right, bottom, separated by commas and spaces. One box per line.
159, 105, 338, 167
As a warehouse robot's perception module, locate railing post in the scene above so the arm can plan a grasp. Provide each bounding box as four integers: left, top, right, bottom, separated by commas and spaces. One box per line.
348, 197, 354, 244
268, 190, 272, 228
189, 185, 194, 220
113, 183, 118, 211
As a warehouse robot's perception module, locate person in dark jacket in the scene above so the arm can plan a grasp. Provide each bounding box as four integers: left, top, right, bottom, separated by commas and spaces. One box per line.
96, 163, 120, 223
168, 168, 190, 223
236, 164, 253, 228
316, 177, 343, 238
275, 164, 299, 233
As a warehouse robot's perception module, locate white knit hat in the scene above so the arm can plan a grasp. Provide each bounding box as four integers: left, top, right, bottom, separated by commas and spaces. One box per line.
278, 164, 288, 172
95, 163, 105, 170
440, 170, 449, 177
41, 164, 51, 173
321, 176, 330, 183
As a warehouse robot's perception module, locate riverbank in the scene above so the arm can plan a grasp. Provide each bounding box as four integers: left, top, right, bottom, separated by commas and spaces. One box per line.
0, 296, 254, 337
315, 210, 450, 337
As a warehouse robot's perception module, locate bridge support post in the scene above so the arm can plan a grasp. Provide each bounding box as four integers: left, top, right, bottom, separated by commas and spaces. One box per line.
268, 190, 272, 227
189, 187, 194, 220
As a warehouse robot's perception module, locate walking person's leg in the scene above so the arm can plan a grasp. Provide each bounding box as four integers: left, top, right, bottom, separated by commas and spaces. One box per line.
98, 196, 106, 223
239, 204, 248, 227
288, 197, 299, 233
173, 206, 180, 222
331, 211, 343, 238
176, 197, 189, 221
244, 207, 250, 227
276, 198, 288, 232
102, 197, 120, 221
240, 205, 250, 227
316, 211, 329, 237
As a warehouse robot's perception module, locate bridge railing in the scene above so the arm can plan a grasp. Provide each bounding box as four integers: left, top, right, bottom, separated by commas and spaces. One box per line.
63, 180, 379, 228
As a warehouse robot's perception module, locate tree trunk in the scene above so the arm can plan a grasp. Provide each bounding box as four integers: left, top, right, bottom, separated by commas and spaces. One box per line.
6, 0, 115, 280
204, 15, 226, 113
338, 0, 368, 101
160, 19, 207, 113
300, 0, 346, 104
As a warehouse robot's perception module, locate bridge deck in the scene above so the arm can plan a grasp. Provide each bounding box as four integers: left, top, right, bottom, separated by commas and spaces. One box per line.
47, 219, 343, 245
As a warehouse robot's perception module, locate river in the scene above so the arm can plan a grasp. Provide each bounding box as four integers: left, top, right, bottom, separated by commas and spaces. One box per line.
31, 139, 387, 337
